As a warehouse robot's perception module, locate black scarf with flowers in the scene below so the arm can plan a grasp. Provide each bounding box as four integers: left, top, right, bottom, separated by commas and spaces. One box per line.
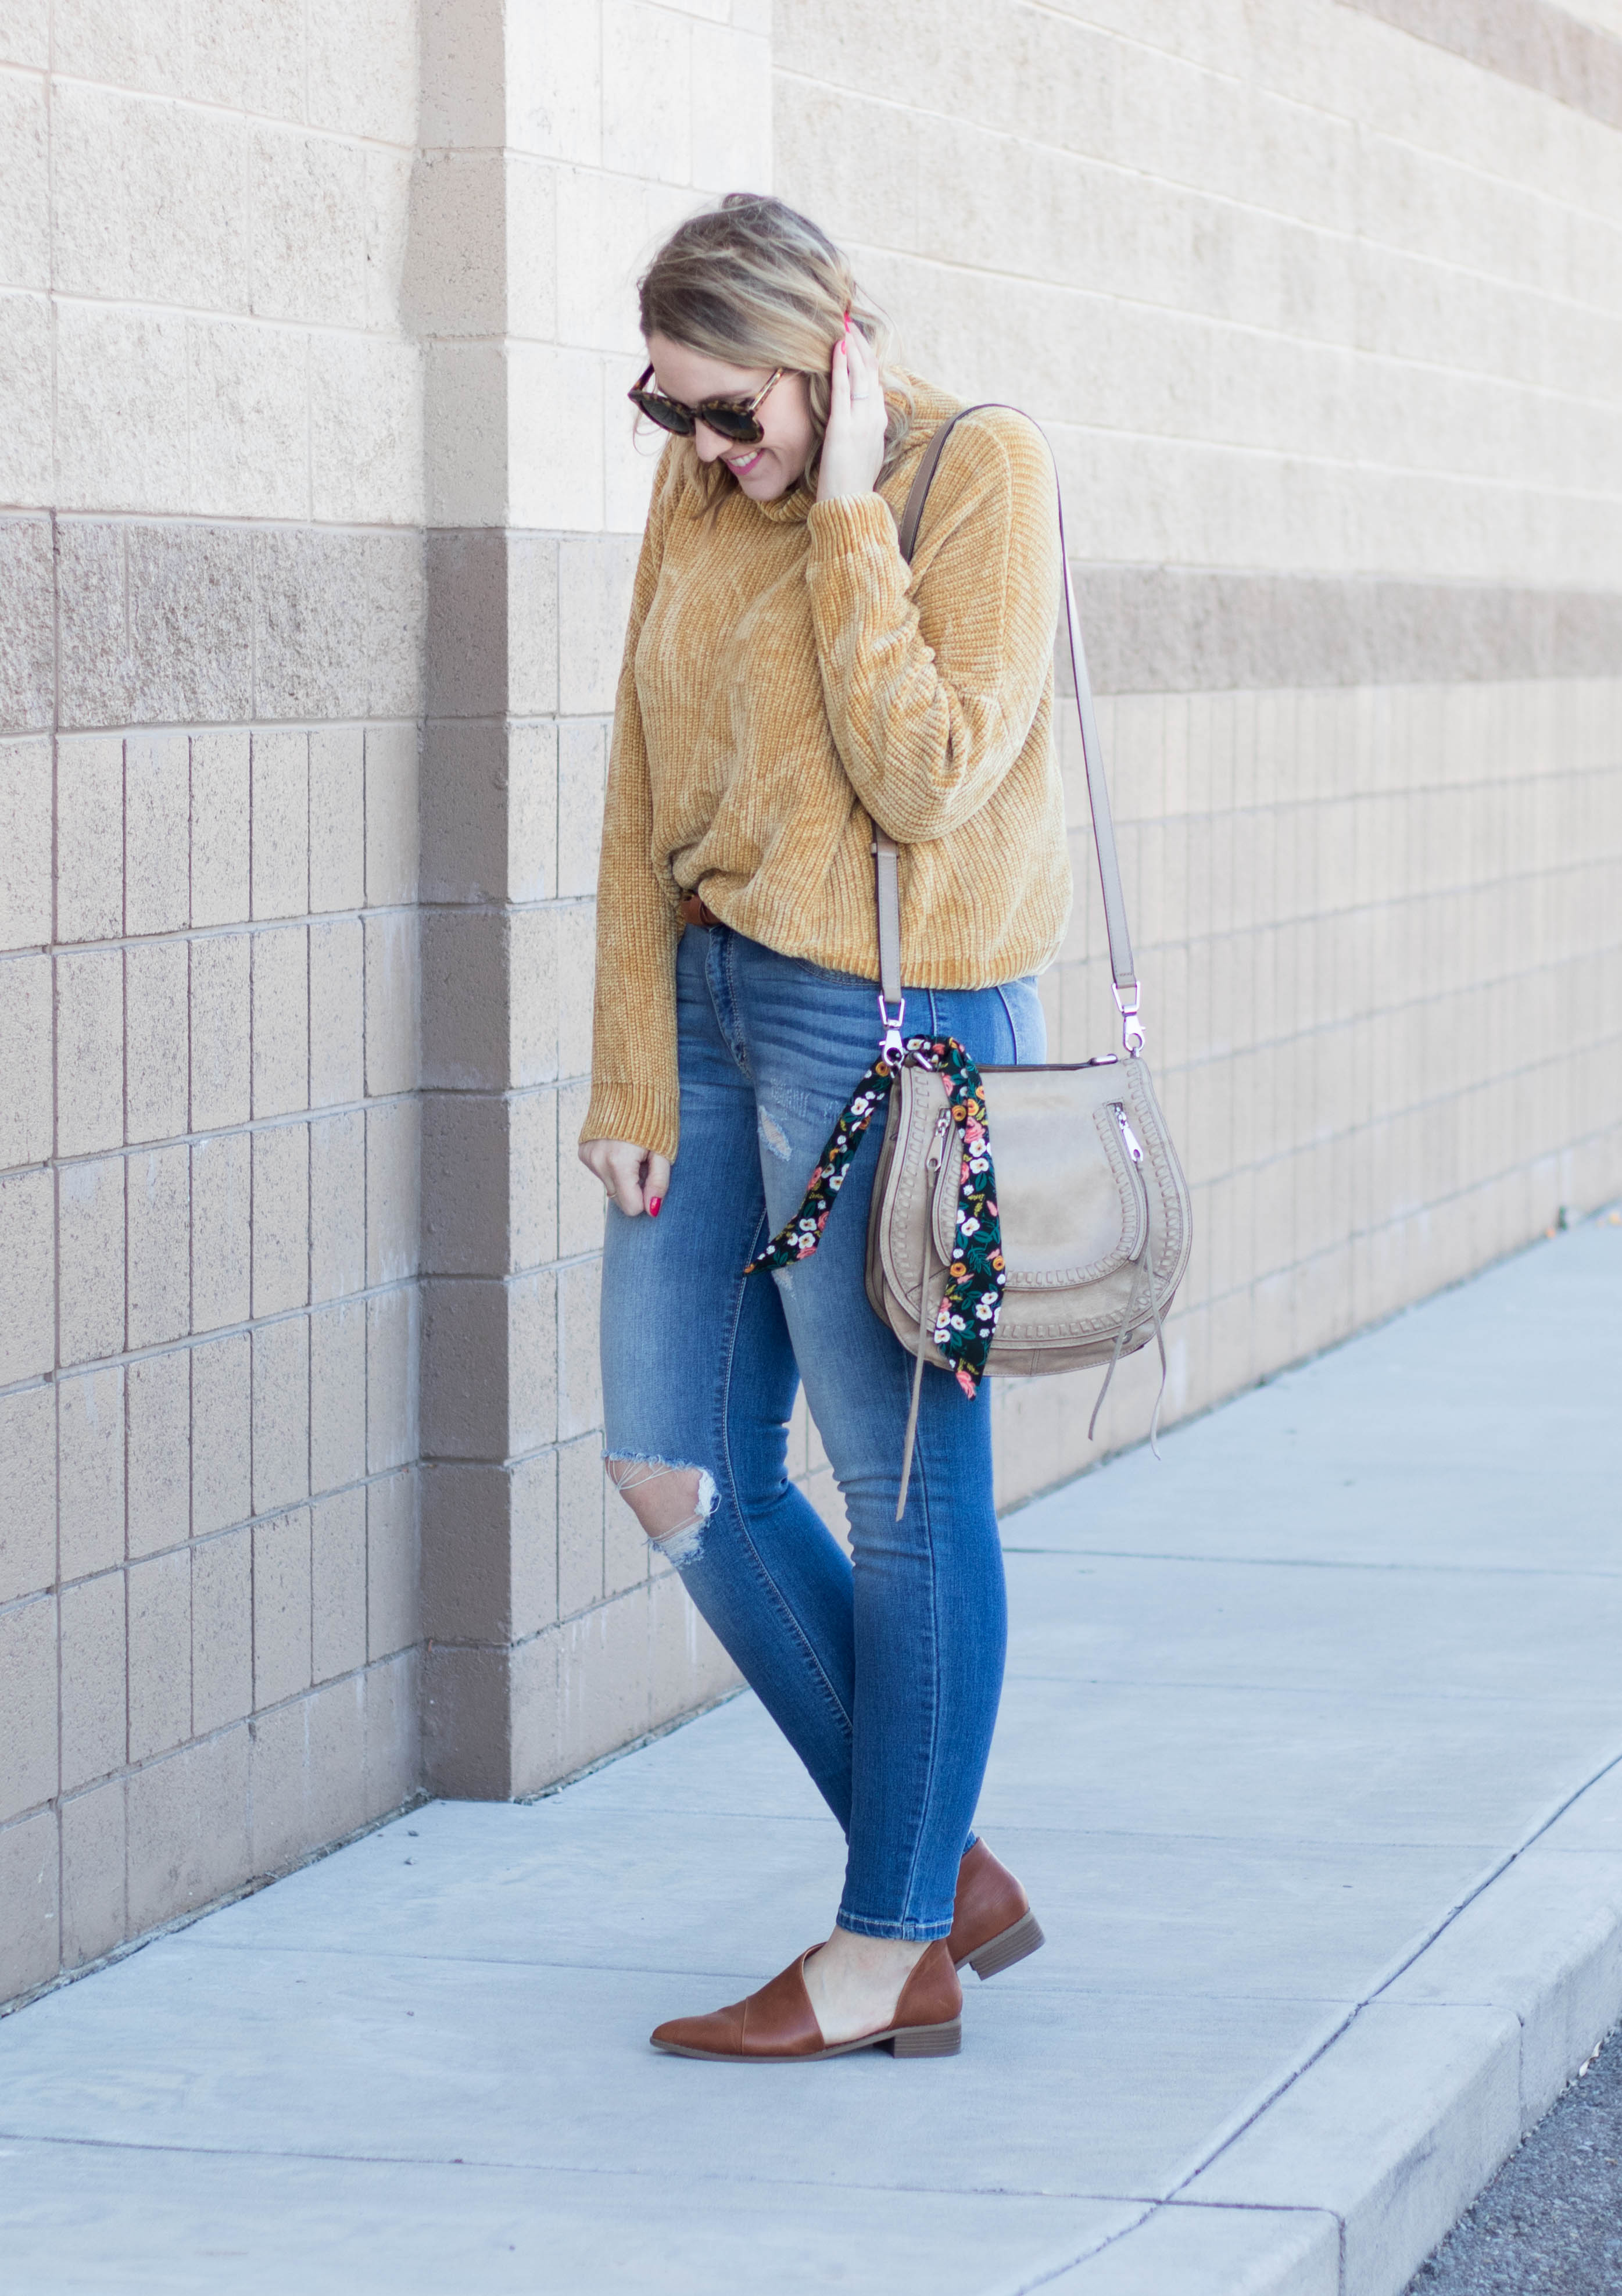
743, 1038, 1005, 1396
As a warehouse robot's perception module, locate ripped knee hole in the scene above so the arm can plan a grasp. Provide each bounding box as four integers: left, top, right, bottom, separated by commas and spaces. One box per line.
606, 1458, 717, 1562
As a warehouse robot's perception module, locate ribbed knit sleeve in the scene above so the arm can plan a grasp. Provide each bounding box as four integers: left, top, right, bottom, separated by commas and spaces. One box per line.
802, 411, 1061, 843
580, 450, 685, 1158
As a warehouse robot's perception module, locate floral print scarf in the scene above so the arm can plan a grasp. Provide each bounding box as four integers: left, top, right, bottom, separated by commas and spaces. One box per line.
743, 1037, 1005, 1397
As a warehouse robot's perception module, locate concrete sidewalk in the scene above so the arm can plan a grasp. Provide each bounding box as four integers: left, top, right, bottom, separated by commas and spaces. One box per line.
2, 1220, 1620, 2296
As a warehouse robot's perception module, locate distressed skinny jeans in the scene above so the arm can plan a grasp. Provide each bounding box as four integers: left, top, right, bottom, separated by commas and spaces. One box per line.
599, 923, 1045, 1940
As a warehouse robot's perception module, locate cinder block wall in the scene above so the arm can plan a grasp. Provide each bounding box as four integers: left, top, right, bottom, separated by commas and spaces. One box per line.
0, 3, 428, 2001
772, 0, 1622, 1505
3, 0, 1621, 2007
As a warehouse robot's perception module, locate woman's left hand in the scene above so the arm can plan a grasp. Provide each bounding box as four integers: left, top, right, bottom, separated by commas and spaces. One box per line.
817, 322, 887, 503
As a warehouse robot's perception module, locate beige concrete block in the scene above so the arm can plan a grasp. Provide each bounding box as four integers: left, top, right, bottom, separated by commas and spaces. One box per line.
187, 317, 309, 522
421, 340, 509, 529
506, 0, 600, 162
555, 721, 605, 900
507, 344, 605, 531
556, 536, 639, 716
420, 1461, 510, 1643
308, 0, 417, 141
190, 1131, 250, 1335
189, 934, 252, 1133
0, 1593, 56, 1821
365, 144, 414, 331
249, 126, 367, 326
420, 1277, 509, 1462
367, 1468, 418, 1661
309, 918, 364, 1110
191, 1331, 252, 1537
362, 1644, 418, 1822
307, 726, 366, 915
509, 906, 560, 1088
59, 1571, 126, 1792
420, 1090, 513, 1277
301, 1670, 367, 1847
556, 1589, 656, 1778
649, 1567, 736, 1732
253, 1313, 310, 1517
554, 167, 653, 356
191, 1525, 252, 1736
0, 72, 48, 289
557, 1436, 605, 1617
364, 911, 419, 1097
420, 907, 508, 1092
365, 723, 419, 910
128, 1548, 192, 1761
124, 940, 188, 1147
188, 0, 304, 114
309, 1300, 367, 1498
557, 1077, 604, 1257
601, 0, 690, 181
126, 1725, 251, 1932
60, 1778, 126, 1970
55, 302, 189, 516
0, 952, 51, 1169
127, 1145, 191, 1350
55, 735, 125, 945
57, 1364, 124, 1583
511, 1089, 559, 1273
0, 738, 51, 948
55, 948, 124, 1160
58, 1155, 126, 1368
366, 1097, 420, 1287
250, 729, 309, 923
689, 17, 771, 192
252, 528, 370, 723
505, 721, 557, 906
310, 333, 423, 526
123, 1347, 189, 1562
507, 537, 560, 719
3, 517, 59, 731
366, 1287, 418, 1474
124, 732, 189, 938
310, 1109, 366, 1304
127, 523, 255, 726
189, 732, 250, 929
367, 530, 426, 723
0, 1168, 53, 1380
0, 1805, 58, 2000
557, 1258, 602, 1443
504, 155, 558, 342
556, 902, 595, 1085
0, 1386, 54, 1605
310, 1486, 367, 1683
52, 80, 247, 308
245, 1697, 305, 1873
253, 1505, 311, 1708
252, 927, 309, 1120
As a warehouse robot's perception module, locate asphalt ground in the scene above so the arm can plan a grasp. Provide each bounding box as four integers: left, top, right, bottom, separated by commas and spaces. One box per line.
1409, 2020, 1622, 2294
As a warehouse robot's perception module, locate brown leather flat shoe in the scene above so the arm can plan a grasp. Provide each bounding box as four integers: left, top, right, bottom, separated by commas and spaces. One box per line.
650, 1939, 962, 2061
948, 1840, 1045, 1980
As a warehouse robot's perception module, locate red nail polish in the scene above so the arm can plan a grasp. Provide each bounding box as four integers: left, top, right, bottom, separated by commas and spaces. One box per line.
647, 1196, 663, 1218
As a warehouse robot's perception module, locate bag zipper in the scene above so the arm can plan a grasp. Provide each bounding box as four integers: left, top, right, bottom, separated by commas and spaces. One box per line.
1114, 1104, 1145, 1164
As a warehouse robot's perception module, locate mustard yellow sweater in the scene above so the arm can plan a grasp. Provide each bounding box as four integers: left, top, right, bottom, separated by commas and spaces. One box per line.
582, 380, 1072, 1159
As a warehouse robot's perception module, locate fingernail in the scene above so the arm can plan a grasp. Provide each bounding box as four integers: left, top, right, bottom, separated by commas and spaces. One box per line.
647, 1196, 663, 1218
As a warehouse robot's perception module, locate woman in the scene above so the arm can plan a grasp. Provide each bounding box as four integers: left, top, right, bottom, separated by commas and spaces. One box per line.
579, 194, 1071, 2062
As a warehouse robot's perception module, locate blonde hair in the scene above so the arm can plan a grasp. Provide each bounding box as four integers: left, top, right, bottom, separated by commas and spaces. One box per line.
636, 192, 914, 499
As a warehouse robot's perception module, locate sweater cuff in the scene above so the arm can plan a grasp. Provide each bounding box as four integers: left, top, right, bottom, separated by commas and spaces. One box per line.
804, 491, 900, 566
579, 1081, 681, 1164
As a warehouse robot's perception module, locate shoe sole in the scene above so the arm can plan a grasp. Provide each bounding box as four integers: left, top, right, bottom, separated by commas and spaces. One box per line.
651, 2018, 962, 2063
959, 1908, 1045, 1981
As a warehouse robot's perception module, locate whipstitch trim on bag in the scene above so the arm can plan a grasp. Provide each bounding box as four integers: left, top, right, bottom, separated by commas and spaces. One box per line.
743, 1038, 1006, 1396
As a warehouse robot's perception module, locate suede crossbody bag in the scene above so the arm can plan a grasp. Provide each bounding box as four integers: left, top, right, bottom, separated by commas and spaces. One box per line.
747, 407, 1192, 1508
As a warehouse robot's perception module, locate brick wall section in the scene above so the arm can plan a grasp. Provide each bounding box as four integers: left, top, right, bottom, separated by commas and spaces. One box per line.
0, 2, 427, 2003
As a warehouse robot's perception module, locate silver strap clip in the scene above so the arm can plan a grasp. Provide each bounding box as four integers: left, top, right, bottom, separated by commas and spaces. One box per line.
877, 992, 910, 1068
1113, 981, 1145, 1057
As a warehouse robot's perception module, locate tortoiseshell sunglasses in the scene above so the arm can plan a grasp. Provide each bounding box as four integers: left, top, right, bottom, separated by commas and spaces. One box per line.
627, 364, 785, 446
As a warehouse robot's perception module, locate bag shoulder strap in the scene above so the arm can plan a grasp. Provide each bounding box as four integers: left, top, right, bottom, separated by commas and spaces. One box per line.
875, 404, 1143, 1053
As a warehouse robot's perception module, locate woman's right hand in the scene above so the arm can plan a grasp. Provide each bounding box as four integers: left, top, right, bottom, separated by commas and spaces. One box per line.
578, 1138, 671, 1219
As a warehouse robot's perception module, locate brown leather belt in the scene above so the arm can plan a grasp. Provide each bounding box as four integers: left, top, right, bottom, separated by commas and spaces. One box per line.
678, 892, 722, 928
